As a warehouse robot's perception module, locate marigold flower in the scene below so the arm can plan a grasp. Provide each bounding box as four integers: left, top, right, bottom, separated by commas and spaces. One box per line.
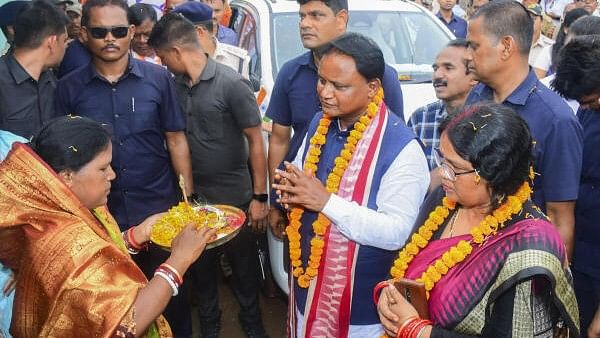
354, 122, 367, 132
298, 275, 311, 288
412, 233, 428, 248
350, 130, 363, 140
442, 251, 454, 267
457, 240, 473, 255
311, 237, 325, 248
406, 243, 419, 255
306, 267, 318, 277
341, 149, 353, 161
426, 265, 442, 282
333, 167, 345, 177
304, 163, 317, 172
434, 260, 449, 275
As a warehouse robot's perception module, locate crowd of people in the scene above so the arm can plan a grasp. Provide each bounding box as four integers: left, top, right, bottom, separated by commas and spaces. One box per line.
0, 0, 599, 337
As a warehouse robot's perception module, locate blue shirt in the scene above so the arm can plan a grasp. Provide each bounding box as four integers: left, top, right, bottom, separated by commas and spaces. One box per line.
407, 100, 447, 170
217, 24, 238, 46
573, 109, 600, 277
0, 130, 25, 158
266, 51, 404, 164
436, 12, 468, 39
57, 39, 91, 79
55, 58, 185, 229
465, 70, 583, 209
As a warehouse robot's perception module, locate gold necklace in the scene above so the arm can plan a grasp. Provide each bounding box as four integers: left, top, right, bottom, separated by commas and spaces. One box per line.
447, 208, 460, 238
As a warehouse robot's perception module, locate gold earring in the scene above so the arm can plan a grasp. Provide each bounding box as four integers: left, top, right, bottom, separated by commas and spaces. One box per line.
474, 172, 481, 184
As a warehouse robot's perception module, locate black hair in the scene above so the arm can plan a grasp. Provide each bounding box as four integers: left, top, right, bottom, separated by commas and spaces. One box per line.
194, 19, 213, 34
444, 38, 472, 75
551, 8, 589, 70
552, 34, 600, 100
13, 0, 69, 49
128, 3, 157, 27
447, 38, 470, 49
30, 116, 112, 174
82, 0, 129, 27
569, 15, 600, 36
148, 12, 200, 51
470, 0, 533, 55
296, 0, 348, 13
441, 102, 533, 209
319, 32, 384, 81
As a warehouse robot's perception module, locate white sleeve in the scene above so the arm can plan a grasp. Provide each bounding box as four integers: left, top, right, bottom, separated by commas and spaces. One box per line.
532, 46, 552, 72
321, 139, 430, 250
548, 0, 569, 16
292, 133, 308, 169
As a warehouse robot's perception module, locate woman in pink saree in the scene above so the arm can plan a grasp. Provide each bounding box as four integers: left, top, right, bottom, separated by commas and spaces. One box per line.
377, 103, 580, 337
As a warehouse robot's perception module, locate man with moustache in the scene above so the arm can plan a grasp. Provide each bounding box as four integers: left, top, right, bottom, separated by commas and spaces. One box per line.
464, 0, 583, 259
55, 0, 195, 336
0, 0, 69, 139
408, 39, 477, 189
267, 0, 404, 238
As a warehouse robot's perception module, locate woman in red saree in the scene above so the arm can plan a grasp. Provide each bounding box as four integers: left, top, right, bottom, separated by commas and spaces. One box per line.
377, 103, 580, 337
0, 116, 214, 337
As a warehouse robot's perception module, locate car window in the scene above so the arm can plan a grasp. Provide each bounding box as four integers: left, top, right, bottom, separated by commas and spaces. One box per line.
231, 5, 261, 81
271, 11, 449, 83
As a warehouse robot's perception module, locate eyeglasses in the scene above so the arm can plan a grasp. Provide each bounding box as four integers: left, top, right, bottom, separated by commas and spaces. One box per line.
433, 148, 478, 182
88, 26, 129, 39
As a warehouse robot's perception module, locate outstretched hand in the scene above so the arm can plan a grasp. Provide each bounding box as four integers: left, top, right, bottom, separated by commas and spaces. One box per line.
272, 162, 331, 212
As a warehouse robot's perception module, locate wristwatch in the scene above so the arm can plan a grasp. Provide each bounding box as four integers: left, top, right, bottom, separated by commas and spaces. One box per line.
252, 193, 269, 202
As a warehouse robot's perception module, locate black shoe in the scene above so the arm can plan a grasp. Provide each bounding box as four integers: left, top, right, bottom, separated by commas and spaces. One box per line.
199, 319, 221, 338
240, 320, 269, 338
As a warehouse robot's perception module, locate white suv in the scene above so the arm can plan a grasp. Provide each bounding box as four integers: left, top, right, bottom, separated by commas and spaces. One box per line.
228, 0, 453, 294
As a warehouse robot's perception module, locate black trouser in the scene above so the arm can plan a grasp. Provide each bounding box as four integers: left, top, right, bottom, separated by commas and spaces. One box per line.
191, 220, 262, 325
133, 245, 193, 338
574, 268, 600, 337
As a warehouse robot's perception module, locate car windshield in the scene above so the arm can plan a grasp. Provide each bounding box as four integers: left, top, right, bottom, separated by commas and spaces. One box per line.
271, 11, 450, 83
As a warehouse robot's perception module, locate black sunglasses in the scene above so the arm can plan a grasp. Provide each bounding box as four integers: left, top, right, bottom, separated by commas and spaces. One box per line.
88, 26, 129, 39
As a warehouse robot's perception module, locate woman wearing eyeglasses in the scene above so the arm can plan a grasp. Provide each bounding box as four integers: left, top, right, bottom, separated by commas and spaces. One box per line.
376, 103, 580, 337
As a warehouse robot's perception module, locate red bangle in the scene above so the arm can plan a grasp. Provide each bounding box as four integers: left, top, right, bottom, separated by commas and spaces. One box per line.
127, 228, 143, 250
401, 318, 422, 338
408, 320, 432, 338
396, 316, 419, 338
155, 267, 181, 288
159, 263, 183, 285
373, 280, 390, 305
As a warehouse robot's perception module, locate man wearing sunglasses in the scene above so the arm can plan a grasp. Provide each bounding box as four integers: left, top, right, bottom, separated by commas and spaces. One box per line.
55, 0, 195, 336
0, 1, 69, 140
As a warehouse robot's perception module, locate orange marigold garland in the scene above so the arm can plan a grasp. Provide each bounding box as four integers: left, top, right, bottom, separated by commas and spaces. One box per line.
389, 181, 533, 296
287, 88, 385, 288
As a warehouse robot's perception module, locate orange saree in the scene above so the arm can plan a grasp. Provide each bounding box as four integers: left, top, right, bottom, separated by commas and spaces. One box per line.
0, 143, 171, 337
